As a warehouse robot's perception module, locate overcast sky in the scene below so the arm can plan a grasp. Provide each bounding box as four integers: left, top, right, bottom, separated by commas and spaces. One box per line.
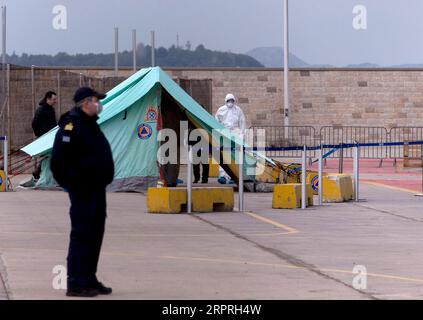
3, 0, 423, 66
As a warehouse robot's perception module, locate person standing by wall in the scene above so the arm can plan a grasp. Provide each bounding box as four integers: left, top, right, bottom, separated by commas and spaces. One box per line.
31, 91, 58, 180
215, 93, 246, 184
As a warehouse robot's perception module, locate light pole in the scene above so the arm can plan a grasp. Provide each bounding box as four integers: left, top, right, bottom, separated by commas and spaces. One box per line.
1, 6, 5, 65
114, 27, 119, 77
283, 0, 290, 138
151, 31, 156, 67
132, 29, 137, 73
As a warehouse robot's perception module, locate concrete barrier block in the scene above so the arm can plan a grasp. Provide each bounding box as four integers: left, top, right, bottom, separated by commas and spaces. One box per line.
147, 187, 234, 214
323, 174, 354, 203
209, 158, 220, 178
147, 187, 187, 214
209, 187, 235, 212
272, 183, 313, 209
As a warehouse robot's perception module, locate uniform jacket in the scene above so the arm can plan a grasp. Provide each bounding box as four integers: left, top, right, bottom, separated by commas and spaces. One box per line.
50, 107, 115, 191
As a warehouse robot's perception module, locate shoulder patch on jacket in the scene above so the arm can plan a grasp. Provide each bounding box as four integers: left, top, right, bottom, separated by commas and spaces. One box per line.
64, 122, 74, 131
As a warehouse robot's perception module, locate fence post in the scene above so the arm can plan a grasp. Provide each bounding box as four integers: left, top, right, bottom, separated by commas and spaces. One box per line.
187, 145, 193, 214
239, 144, 244, 212
6, 63, 10, 173
415, 144, 423, 197
339, 143, 344, 174
421, 144, 423, 196
3, 136, 7, 191
353, 142, 360, 202
31, 65, 35, 118
318, 146, 323, 206
57, 71, 62, 117
302, 145, 307, 210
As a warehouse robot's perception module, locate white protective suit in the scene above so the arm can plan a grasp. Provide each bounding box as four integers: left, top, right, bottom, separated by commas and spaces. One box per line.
215, 94, 247, 181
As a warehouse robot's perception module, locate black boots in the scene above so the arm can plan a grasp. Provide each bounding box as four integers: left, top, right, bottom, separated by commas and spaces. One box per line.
66, 282, 112, 298
66, 287, 99, 298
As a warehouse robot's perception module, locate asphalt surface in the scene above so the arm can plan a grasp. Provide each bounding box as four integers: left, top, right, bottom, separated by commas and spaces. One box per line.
0, 181, 423, 299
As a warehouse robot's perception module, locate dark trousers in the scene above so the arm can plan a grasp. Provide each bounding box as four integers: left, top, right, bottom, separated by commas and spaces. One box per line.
67, 188, 106, 289
32, 161, 42, 180
194, 163, 210, 182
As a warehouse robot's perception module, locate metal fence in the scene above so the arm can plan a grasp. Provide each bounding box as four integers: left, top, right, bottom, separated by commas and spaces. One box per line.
250, 126, 318, 158
389, 127, 423, 159
0, 64, 8, 165
1, 64, 126, 174
320, 126, 388, 159
249, 125, 423, 162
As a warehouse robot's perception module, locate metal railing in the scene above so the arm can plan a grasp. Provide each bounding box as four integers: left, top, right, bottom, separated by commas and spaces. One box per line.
250, 126, 318, 158
249, 125, 423, 172
389, 127, 423, 160
320, 126, 388, 159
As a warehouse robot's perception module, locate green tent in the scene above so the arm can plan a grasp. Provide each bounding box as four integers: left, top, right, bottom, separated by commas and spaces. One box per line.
21, 67, 274, 192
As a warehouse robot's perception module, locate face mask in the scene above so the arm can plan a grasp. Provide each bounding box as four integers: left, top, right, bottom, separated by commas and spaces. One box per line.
226, 102, 235, 108
96, 102, 104, 115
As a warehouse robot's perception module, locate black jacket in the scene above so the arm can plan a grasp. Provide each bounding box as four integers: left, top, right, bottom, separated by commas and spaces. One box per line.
50, 107, 115, 191
32, 102, 58, 137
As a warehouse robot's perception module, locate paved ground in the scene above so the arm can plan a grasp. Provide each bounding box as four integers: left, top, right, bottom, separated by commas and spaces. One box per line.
1, 178, 423, 300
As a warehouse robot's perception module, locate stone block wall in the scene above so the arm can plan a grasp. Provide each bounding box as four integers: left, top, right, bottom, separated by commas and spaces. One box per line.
4, 65, 423, 150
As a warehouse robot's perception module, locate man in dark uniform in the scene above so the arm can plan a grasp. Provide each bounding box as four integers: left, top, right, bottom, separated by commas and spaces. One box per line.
50, 87, 115, 298
32, 91, 58, 180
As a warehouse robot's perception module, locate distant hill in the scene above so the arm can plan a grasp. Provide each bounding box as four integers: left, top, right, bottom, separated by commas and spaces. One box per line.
345, 63, 380, 68
6, 44, 264, 68
246, 47, 309, 67
392, 64, 423, 68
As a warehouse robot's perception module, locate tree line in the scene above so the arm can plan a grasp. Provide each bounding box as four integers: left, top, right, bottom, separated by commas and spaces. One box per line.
7, 44, 263, 68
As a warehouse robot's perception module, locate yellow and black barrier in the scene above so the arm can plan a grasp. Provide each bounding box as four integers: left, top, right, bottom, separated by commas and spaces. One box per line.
272, 183, 314, 209
147, 187, 234, 214
322, 174, 354, 203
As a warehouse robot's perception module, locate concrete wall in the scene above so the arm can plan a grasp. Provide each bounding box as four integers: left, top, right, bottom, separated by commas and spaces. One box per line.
64, 66, 423, 129
5, 65, 423, 149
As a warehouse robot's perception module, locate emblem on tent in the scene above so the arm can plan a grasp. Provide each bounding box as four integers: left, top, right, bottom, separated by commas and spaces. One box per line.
137, 124, 153, 140
145, 106, 158, 122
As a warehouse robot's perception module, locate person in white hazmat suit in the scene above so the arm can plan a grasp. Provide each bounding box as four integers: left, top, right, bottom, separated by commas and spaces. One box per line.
215, 93, 246, 184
